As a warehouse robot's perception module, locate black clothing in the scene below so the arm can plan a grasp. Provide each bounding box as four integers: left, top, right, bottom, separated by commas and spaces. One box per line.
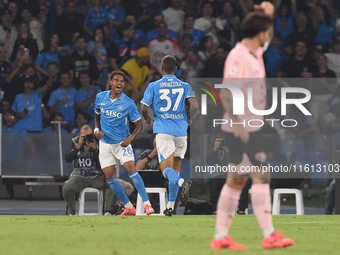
4, 75, 24, 104
57, 13, 85, 46
0, 61, 11, 87
10, 37, 39, 62
137, 149, 160, 170
280, 56, 315, 78
62, 51, 99, 88
285, 29, 315, 51
201, 55, 225, 78
134, 4, 158, 33
65, 135, 102, 177
224, 131, 266, 166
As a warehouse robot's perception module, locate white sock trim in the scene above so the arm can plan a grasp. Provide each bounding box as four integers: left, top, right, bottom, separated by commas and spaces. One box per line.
124, 202, 133, 209
143, 201, 151, 207
263, 227, 275, 239
214, 229, 228, 240
167, 201, 175, 210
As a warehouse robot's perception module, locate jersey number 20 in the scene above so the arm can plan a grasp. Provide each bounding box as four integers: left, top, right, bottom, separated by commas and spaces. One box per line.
159, 88, 184, 112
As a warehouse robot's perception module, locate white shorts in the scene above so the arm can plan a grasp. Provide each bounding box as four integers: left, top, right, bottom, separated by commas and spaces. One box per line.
99, 140, 135, 169
155, 134, 187, 162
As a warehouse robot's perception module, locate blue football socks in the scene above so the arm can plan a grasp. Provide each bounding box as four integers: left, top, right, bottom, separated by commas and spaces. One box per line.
164, 167, 181, 185
129, 171, 149, 203
168, 172, 180, 202
107, 177, 130, 205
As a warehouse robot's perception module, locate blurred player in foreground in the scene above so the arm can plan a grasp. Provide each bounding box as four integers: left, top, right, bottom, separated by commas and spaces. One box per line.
94, 70, 154, 216
141, 55, 199, 216
211, 1, 295, 250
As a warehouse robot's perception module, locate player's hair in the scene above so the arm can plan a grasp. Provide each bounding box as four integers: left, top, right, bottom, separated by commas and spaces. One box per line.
117, 22, 133, 38
161, 55, 177, 73
110, 70, 126, 80
241, 12, 273, 39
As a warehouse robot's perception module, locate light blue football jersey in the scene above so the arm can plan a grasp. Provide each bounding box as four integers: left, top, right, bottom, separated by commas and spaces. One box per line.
13, 90, 43, 131
94, 91, 141, 144
141, 74, 195, 136
75, 85, 102, 120
48, 88, 76, 125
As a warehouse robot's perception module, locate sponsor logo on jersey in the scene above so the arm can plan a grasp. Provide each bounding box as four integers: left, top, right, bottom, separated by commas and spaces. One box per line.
102, 109, 123, 118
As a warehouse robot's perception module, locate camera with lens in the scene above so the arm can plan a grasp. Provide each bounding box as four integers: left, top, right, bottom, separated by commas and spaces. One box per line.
83, 134, 95, 143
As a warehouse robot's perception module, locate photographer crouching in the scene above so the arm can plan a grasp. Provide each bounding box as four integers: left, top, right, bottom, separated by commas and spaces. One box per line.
63, 125, 134, 215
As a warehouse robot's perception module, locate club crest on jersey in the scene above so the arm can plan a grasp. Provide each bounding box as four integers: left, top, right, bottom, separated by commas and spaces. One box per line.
118, 105, 123, 110
165, 45, 170, 50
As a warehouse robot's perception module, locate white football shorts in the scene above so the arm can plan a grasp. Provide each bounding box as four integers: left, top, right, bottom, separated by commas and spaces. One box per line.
155, 134, 187, 162
99, 140, 135, 169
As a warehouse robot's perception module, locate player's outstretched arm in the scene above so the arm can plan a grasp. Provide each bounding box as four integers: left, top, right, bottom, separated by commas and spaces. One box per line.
140, 103, 154, 126
121, 119, 143, 147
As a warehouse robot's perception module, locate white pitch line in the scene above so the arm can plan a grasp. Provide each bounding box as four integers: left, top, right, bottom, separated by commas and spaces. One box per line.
278, 221, 335, 224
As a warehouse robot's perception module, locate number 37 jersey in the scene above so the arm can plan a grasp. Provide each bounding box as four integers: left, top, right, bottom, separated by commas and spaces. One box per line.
141, 74, 195, 137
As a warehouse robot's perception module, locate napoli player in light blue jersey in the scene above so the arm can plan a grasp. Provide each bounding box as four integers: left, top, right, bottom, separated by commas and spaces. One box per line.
141, 55, 199, 216
94, 70, 154, 216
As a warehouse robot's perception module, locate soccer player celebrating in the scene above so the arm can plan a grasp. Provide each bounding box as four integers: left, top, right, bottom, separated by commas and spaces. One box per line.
141, 55, 199, 216
94, 70, 154, 216
211, 2, 295, 250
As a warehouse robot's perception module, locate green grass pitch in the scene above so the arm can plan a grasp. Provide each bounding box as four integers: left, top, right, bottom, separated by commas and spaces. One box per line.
0, 215, 339, 255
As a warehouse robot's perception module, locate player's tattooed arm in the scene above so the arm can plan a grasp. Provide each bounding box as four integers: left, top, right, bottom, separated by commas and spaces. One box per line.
141, 104, 154, 126
187, 97, 199, 123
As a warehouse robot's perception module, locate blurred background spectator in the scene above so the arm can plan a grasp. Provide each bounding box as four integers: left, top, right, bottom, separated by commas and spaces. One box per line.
0, 0, 337, 152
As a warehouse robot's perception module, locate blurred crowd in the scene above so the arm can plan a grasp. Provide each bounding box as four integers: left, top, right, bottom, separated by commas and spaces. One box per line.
0, 0, 339, 147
